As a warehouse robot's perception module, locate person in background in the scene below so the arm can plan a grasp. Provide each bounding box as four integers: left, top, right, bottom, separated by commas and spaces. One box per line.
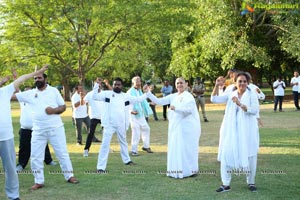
192, 77, 209, 122
161, 80, 173, 121
273, 76, 286, 112
16, 87, 57, 172
146, 81, 159, 121
290, 71, 300, 111
127, 76, 153, 156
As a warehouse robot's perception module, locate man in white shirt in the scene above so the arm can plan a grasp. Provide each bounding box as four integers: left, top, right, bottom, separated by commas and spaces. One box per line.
290, 71, 300, 111
273, 76, 286, 112
71, 85, 91, 145
0, 66, 48, 200
16, 70, 79, 191
92, 77, 148, 172
16, 87, 56, 172
127, 76, 153, 156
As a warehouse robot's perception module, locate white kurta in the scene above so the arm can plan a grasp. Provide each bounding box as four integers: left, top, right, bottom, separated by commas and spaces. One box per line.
211, 88, 259, 170
147, 91, 201, 178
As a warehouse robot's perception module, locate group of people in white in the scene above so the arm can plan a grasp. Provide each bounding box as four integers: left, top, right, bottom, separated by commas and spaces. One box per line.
3, 64, 299, 199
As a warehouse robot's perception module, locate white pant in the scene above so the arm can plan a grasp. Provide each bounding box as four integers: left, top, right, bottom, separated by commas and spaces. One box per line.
0, 139, 19, 199
97, 126, 131, 170
130, 117, 150, 153
31, 126, 74, 184
221, 156, 257, 186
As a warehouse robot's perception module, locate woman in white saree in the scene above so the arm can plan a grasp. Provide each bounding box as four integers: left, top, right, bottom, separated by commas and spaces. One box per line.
147, 77, 201, 179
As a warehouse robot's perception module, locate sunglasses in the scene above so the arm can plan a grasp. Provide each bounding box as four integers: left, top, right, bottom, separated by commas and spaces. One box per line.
34, 77, 43, 80
238, 80, 247, 83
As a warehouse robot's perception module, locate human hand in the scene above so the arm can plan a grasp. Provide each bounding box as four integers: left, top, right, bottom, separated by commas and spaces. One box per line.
131, 111, 138, 115
170, 105, 175, 110
45, 107, 56, 115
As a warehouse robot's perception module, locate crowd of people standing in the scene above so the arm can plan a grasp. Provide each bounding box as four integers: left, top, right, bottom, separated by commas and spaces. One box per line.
0, 64, 299, 199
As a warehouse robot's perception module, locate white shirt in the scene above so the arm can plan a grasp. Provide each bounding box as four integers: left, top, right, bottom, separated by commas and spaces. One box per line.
273, 80, 286, 96
16, 85, 65, 131
20, 102, 33, 130
71, 92, 88, 118
84, 91, 103, 120
290, 76, 300, 92
0, 83, 15, 141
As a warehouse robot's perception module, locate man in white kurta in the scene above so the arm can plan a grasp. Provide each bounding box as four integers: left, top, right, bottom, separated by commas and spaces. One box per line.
127, 76, 153, 156
92, 78, 148, 171
147, 78, 201, 178
16, 73, 79, 190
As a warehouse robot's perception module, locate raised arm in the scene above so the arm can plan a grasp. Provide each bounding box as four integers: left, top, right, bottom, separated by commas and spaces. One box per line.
13, 65, 48, 90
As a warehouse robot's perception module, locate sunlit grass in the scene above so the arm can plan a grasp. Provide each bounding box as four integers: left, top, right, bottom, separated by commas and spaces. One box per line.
1, 100, 299, 200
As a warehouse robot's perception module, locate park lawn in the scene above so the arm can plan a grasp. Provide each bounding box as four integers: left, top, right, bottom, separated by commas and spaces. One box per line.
0, 101, 299, 200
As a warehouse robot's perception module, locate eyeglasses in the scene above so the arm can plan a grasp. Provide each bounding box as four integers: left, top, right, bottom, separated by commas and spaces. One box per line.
34, 77, 43, 80
238, 80, 247, 83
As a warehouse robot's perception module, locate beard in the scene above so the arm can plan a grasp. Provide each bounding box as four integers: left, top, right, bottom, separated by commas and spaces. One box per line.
113, 88, 122, 93
35, 81, 46, 89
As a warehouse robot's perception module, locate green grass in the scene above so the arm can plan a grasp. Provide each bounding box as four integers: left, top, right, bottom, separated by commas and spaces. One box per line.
0, 101, 299, 200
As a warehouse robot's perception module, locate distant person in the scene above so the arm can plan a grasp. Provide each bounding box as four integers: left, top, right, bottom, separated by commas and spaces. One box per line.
15, 68, 79, 191
16, 87, 57, 172
127, 76, 153, 156
92, 77, 149, 172
273, 76, 286, 112
71, 85, 90, 145
0, 66, 48, 200
192, 77, 208, 122
290, 71, 300, 111
161, 80, 173, 120
145, 81, 159, 121
216, 76, 226, 96
147, 77, 201, 178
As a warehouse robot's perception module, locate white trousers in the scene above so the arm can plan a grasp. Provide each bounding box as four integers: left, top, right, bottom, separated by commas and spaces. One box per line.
97, 126, 131, 170
0, 139, 19, 199
130, 117, 150, 153
31, 126, 74, 184
221, 156, 257, 186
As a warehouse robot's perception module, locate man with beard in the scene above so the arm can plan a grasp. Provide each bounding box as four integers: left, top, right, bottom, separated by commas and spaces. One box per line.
15, 70, 79, 191
92, 77, 148, 172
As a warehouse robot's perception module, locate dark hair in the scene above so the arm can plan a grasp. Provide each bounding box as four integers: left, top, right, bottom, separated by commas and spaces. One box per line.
234, 71, 250, 83
114, 77, 123, 84
43, 73, 47, 79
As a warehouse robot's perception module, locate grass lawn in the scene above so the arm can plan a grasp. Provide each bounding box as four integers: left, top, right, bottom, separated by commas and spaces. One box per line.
0, 100, 299, 200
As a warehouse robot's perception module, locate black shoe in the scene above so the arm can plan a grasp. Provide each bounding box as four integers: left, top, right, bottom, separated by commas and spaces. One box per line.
76, 142, 82, 145
216, 185, 231, 192
248, 184, 257, 192
125, 161, 136, 165
131, 152, 139, 156
93, 138, 102, 143
97, 169, 107, 174
142, 147, 153, 153
204, 119, 209, 122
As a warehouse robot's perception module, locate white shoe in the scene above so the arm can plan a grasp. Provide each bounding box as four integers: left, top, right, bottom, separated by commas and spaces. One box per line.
47, 161, 57, 166
83, 149, 89, 157
16, 165, 23, 172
